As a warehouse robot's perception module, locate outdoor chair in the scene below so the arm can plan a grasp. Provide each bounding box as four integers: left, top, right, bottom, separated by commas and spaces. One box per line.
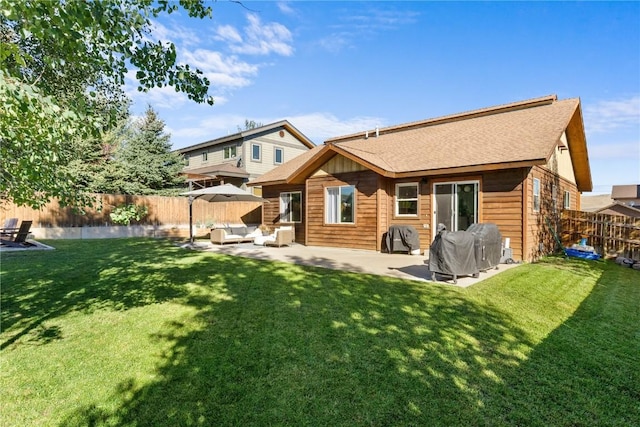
0, 220, 34, 247
264, 228, 293, 247
0, 217, 19, 239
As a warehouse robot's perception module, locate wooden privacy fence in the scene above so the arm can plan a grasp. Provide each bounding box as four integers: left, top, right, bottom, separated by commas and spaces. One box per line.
0, 194, 262, 227
561, 210, 640, 259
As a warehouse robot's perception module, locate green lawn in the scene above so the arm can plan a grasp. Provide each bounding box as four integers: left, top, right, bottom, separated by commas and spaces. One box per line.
1, 239, 638, 426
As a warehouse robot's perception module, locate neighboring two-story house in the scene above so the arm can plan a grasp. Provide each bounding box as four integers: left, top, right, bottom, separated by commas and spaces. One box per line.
177, 120, 315, 193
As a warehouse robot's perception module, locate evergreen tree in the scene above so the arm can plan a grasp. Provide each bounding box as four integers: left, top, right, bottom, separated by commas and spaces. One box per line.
117, 106, 185, 195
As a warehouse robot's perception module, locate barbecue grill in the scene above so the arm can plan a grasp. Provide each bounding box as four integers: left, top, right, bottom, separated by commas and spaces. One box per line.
466, 223, 502, 271
428, 224, 479, 284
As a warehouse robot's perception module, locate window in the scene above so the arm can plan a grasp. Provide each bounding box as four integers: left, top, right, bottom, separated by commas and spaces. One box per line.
533, 178, 541, 212
184, 155, 190, 166
326, 185, 355, 224
202, 152, 208, 162
224, 146, 237, 159
251, 143, 261, 162
564, 191, 571, 209
280, 192, 302, 223
274, 147, 283, 164
395, 183, 418, 216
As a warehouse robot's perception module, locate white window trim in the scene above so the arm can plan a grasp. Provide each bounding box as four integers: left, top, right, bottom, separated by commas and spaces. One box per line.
202, 152, 208, 162
533, 178, 541, 212
564, 190, 571, 209
274, 147, 284, 165
251, 143, 262, 162
280, 191, 302, 223
325, 185, 356, 224
395, 182, 419, 216
223, 145, 237, 160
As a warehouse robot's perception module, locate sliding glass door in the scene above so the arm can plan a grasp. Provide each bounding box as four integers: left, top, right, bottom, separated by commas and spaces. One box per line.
433, 181, 479, 234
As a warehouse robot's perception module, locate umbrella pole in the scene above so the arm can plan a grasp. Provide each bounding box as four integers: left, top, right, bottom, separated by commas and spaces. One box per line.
188, 180, 194, 244
189, 196, 194, 243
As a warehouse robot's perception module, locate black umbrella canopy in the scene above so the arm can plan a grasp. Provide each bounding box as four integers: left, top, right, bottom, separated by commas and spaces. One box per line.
181, 183, 267, 203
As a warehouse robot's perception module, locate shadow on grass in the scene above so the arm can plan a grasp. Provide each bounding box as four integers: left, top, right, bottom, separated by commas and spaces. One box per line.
1, 239, 198, 349
3, 242, 636, 425
6, 241, 531, 426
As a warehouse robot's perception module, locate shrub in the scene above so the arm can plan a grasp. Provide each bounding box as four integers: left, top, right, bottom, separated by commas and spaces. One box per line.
110, 204, 148, 225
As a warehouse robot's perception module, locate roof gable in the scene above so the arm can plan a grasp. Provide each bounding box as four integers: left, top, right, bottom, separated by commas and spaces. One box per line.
595, 201, 640, 218
250, 96, 593, 191
177, 120, 315, 154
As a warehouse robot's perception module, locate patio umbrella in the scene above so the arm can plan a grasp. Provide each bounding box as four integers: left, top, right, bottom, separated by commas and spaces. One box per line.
181, 184, 267, 242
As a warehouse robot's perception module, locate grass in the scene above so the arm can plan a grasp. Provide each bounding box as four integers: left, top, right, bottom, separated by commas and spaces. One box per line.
1, 239, 638, 426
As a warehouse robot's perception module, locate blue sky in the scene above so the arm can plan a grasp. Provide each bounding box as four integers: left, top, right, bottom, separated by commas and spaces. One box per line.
128, 1, 640, 195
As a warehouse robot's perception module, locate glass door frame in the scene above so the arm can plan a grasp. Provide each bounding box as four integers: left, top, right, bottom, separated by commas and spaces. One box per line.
432, 179, 481, 240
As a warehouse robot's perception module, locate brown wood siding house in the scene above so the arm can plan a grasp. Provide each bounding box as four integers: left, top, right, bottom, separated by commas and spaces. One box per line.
249, 95, 592, 262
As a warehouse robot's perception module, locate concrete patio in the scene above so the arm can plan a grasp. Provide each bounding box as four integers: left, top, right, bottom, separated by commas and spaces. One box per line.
183, 241, 521, 287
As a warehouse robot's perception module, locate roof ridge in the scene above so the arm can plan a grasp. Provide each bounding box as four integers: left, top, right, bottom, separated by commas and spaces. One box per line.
326, 94, 559, 143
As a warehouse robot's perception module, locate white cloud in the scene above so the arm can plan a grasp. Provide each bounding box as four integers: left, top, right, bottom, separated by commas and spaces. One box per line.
168, 113, 250, 143
124, 70, 191, 109
345, 8, 421, 30
277, 2, 296, 16
286, 112, 385, 143
148, 21, 201, 47
221, 14, 293, 56
137, 86, 191, 109
167, 112, 385, 149
317, 7, 420, 53
181, 49, 259, 89
215, 25, 243, 44
584, 95, 640, 134
318, 33, 351, 54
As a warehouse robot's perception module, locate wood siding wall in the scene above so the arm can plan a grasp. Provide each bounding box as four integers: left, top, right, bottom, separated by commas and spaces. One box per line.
306, 171, 379, 251
258, 166, 579, 262
261, 184, 306, 243
524, 166, 581, 261
480, 169, 525, 261
379, 177, 431, 252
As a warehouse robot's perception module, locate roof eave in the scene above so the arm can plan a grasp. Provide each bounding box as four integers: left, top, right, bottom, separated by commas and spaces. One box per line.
177, 120, 316, 153
565, 100, 593, 192
247, 178, 288, 187
391, 160, 546, 178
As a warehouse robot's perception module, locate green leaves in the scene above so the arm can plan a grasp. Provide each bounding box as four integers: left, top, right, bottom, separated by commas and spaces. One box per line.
1, 0, 217, 208
0, 71, 84, 209
110, 203, 149, 225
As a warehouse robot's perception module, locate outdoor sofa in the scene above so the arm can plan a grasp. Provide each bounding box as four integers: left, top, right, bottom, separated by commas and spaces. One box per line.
210, 224, 261, 245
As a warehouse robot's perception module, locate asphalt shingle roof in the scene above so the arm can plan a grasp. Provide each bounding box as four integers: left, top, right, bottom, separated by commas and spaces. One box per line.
249, 95, 587, 186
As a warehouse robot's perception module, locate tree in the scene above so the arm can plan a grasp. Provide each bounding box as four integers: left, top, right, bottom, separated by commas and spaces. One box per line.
0, 0, 215, 208
237, 119, 264, 132
0, 72, 81, 208
117, 106, 185, 195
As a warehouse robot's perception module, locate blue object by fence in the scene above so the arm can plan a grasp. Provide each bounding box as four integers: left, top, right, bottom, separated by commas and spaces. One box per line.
565, 248, 601, 260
